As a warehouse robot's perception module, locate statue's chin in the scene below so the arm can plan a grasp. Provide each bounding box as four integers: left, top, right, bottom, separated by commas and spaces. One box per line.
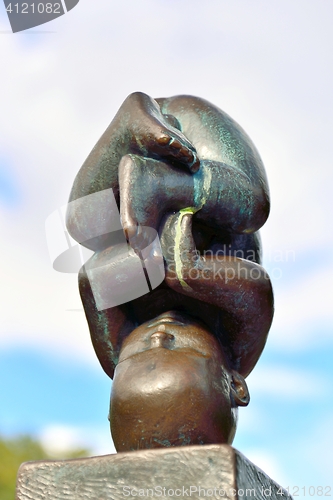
109, 348, 236, 452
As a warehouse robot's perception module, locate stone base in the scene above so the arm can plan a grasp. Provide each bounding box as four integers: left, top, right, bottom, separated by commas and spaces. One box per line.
16, 444, 292, 499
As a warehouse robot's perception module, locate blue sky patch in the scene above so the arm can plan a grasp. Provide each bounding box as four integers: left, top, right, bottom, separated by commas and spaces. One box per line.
0, 159, 21, 206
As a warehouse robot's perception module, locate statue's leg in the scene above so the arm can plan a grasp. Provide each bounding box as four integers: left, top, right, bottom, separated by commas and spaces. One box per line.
193, 160, 269, 234
119, 153, 266, 253
158, 95, 270, 233
66, 93, 199, 249
119, 154, 194, 247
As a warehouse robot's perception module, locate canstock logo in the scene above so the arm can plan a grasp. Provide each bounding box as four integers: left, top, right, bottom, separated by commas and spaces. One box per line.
45, 189, 165, 311
3, 0, 80, 33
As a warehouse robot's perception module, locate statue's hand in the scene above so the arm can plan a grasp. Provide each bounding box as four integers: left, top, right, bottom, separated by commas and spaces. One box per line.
159, 210, 200, 291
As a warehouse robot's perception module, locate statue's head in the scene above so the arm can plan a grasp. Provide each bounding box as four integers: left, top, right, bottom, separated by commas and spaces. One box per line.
109, 310, 249, 452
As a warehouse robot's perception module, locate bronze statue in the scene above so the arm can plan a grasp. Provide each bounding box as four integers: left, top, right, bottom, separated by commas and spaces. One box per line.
66, 92, 274, 452
17, 93, 293, 500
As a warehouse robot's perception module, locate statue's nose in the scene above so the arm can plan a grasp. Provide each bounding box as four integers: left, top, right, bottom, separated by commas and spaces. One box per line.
150, 329, 175, 348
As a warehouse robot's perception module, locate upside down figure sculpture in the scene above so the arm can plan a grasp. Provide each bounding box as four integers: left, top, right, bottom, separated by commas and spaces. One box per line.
66, 92, 274, 452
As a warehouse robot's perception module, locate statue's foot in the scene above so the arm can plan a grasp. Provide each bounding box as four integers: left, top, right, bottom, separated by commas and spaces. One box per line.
123, 92, 200, 172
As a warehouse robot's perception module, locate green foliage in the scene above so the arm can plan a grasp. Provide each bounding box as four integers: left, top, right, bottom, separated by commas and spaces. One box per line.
0, 434, 90, 500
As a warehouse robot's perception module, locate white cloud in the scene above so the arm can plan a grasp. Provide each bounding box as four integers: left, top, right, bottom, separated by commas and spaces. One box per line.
39, 423, 115, 457
0, 220, 96, 364
246, 366, 329, 400
301, 414, 333, 482
266, 265, 333, 350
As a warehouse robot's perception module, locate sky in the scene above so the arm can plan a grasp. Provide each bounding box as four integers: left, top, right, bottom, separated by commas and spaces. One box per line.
0, 0, 332, 496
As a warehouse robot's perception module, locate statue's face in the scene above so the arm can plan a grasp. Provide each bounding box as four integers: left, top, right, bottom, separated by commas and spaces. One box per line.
110, 311, 238, 452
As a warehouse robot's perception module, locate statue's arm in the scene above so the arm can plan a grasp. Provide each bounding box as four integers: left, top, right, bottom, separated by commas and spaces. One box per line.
78, 261, 135, 379
161, 212, 274, 359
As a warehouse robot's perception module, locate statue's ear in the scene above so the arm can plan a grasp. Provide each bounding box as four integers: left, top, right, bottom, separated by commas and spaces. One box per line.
230, 370, 250, 407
